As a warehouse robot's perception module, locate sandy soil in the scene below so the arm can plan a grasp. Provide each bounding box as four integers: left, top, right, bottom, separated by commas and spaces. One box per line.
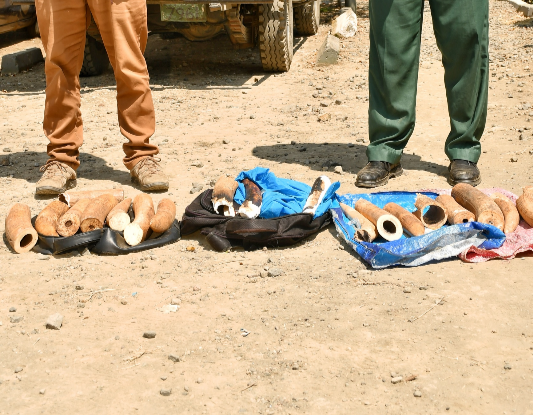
1, 0, 533, 413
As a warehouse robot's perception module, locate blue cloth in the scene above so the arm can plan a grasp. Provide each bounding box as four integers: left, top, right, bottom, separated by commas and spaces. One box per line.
333, 192, 506, 268
234, 167, 340, 219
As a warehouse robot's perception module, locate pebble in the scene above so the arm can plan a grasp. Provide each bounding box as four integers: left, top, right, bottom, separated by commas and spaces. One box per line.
391, 376, 403, 384
268, 268, 283, 277
75, 285, 84, 290
222, 139, 229, 144
403, 287, 412, 293
190, 183, 203, 194
318, 113, 331, 122
10, 315, 23, 324
414, 390, 422, 398
161, 376, 167, 381
320, 101, 331, 107
334, 166, 343, 175
45, 313, 63, 330
39, 389, 46, 395
171, 298, 181, 305
419, 286, 427, 290
9, 307, 16, 312
504, 363, 512, 370
143, 331, 156, 339
196, 378, 204, 384
510, 157, 518, 162
168, 354, 181, 362
14, 367, 23, 373
160, 389, 172, 396
36, 253, 50, 260
3, 148, 11, 152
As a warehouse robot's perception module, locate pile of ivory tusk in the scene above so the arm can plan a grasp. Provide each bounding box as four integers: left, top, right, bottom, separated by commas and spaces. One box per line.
211, 175, 332, 219
340, 183, 533, 243
4, 189, 177, 253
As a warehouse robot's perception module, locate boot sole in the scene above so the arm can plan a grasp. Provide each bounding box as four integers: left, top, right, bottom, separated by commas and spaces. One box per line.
35, 180, 77, 195
447, 175, 481, 187
131, 176, 169, 192
356, 165, 404, 188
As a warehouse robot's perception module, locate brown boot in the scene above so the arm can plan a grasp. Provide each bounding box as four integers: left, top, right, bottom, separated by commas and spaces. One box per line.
36, 161, 77, 195
130, 157, 169, 191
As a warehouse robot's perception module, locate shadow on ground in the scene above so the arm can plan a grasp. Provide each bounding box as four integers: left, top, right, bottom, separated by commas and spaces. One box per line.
252, 143, 447, 175
0, 151, 130, 190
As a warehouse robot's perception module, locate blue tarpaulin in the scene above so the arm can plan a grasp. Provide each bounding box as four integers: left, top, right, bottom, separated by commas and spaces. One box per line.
333, 191, 506, 268
234, 167, 340, 219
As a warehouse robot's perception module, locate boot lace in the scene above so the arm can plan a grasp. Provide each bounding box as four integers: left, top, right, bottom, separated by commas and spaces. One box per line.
39, 161, 70, 178
136, 157, 162, 177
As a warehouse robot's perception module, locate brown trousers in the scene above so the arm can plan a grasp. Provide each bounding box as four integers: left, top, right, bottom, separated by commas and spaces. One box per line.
35, 0, 158, 171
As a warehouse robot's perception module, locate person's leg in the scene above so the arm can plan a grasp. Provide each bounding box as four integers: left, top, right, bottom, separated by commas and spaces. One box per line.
88, 0, 158, 171
366, 0, 424, 164
35, 0, 87, 171
430, 0, 489, 164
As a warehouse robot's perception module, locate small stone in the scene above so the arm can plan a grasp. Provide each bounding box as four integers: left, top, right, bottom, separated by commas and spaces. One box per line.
196, 378, 204, 384
414, 390, 422, 398
320, 101, 331, 107
10, 315, 23, 324
268, 268, 283, 277
331, 8, 358, 38
290, 141, 297, 145
419, 286, 427, 290
171, 298, 181, 305
504, 363, 512, 370
46, 313, 63, 330
260, 271, 268, 278
75, 285, 84, 290
334, 166, 343, 175
318, 113, 331, 122
14, 367, 23, 373
143, 331, 156, 339
161, 376, 167, 381
510, 157, 518, 162
160, 389, 172, 396
250, 114, 256, 119
0, 154, 10, 166
121, 300, 127, 305
168, 354, 181, 362
222, 139, 229, 144
39, 389, 46, 395
391, 376, 403, 384
403, 287, 412, 293
115, 336, 120, 340
2, 148, 11, 153
36, 253, 50, 260
190, 183, 203, 194
0, 48, 44, 74
9, 307, 16, 312
335, 99, 343, 105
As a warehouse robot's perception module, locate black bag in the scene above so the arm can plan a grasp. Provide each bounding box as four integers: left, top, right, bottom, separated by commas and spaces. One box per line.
180, 189, 332, 252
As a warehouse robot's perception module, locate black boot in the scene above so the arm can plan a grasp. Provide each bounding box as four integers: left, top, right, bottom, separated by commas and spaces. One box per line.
355, 161, 403, 188
448, 160, 481, 187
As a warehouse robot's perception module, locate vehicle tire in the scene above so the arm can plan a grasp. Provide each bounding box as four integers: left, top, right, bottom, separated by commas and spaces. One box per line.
258, 0, 293, 72
80, 35, 109, 77
294, 0, 320, 36
159, 32, 180, 40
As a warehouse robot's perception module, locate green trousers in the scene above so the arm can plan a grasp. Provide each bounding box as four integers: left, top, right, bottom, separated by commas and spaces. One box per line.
367, 0, 489, 164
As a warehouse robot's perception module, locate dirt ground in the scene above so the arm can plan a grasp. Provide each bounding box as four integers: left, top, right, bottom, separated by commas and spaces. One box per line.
0, 0, 532, 413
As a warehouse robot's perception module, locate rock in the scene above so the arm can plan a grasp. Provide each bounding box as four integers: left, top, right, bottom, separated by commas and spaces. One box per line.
419, 286, 427, 290
318, 113, 331, 122
46, 313, 63, 330
260, 271, 268, 278
143, 331, 156, 339
508, 0, 533, 17
36, 253, 50, 260
9, 307, 16, 312
332, 8, 358, 38
14, 367, 23, 373
196, 378, 204, 384
171, 298, 181, 305
161, 376, 167, 381
335, 99, 343, 105
320, 101, 331, 107
160, 389, 172, 396
75, 285, 84, 290
1, 47, 44, 74
160, 304, 179, 313
391, 376, 403, 384
316, 35, 340, 65
10, 315, 23, 324
403, 287, 412, 293
168, 354, 181, 362
3, 148, 11, 153
414, 390, 422, 397
39, 389, 46, 395
504, 363, 512, 370
510, 157, 518, 162
0, 154, 10, 166
250, 114, 256, 119
190, 183, 203, 194
334, 166, 343, 175
223, 139, 229, 144
268, 268, 283, 277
